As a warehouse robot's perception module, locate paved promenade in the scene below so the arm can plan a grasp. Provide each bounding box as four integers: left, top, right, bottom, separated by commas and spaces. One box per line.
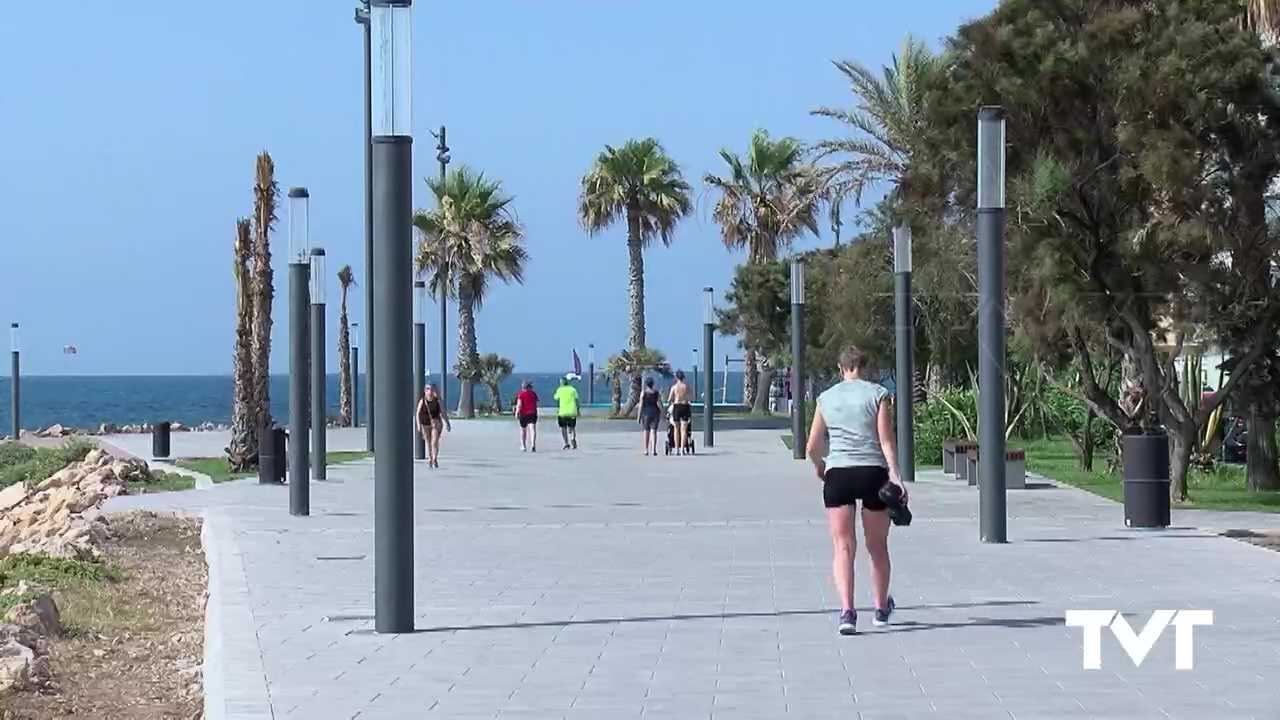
104, 424, 1280, 719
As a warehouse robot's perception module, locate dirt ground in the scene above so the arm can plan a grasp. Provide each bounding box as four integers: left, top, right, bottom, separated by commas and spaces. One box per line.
1, 512, 206, 720
1220, 528, 1280, 552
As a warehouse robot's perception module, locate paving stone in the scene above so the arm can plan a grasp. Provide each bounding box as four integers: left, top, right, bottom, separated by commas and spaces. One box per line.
130, 425, 1280, 720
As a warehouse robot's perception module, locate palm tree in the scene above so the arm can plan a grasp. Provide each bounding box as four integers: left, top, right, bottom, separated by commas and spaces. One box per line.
415, 166, 528, 418
603, 347, 673, 417
477, 353, 515, 413
812, 36, 941, 399
810, 35, 942, 204
251, 152, 278, 438
579, 138, 693, 413
227, 219, 256, 470
598, 356, 625, 415
1247, 0, 1280, 42
704, 129, 825, 411
336, 265, 356, 426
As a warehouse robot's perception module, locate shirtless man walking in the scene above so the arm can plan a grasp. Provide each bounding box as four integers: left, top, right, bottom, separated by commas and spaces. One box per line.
667, 370, 694, 455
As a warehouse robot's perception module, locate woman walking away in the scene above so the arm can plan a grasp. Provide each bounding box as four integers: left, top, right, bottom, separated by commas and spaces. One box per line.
637, 377, 663, 456
415, 383, 451, 468
515, 379, 539, 452
807, 345, 906, 636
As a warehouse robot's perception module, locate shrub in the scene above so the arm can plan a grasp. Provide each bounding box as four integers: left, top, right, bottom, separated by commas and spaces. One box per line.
0, 438, 96, 489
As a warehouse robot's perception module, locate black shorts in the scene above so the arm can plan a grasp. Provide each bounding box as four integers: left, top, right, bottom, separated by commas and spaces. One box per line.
641, 411, 660, 430
518, 414, 537, 427
823, 465, 890, 511
558, 416, 577, 429
671, 403, 692, 423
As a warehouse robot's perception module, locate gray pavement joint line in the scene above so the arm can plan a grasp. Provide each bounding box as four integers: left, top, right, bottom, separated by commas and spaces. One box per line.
202, 506, 275, 720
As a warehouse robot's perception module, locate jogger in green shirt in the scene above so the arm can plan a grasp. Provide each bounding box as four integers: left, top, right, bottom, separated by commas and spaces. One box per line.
553, 377, 580, 450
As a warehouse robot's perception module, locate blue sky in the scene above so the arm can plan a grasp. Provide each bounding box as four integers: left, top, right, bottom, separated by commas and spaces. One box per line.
0, 0, 994, 376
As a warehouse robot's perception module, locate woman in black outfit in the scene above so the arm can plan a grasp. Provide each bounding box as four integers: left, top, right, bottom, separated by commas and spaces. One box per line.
637, 377, 664, 456
415, 384, 451, 468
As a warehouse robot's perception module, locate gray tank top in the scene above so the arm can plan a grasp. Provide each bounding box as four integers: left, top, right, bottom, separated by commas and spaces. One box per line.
818, 379, 889, 469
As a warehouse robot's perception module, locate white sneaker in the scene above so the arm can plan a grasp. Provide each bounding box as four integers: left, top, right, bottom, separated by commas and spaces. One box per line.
521, 445, 527, 452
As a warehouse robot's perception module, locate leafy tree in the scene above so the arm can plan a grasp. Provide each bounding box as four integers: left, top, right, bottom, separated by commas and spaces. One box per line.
336, 265, 356, 427
579, 138, 693, 414
704, 129, 824, 410
921, 0, 1280, 500
415, 167, 528, 418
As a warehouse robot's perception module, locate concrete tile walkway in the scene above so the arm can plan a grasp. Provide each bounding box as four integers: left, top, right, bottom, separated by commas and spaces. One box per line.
105, 424, 1280, 719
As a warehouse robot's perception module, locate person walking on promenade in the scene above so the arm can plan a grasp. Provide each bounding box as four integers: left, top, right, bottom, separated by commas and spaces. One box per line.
415, 383, 451, 468
806, 345, 906, 635
636, 377, 663, 456
666, 370, 693, 455
515, 379, 540, 452
553, 376, 580, 450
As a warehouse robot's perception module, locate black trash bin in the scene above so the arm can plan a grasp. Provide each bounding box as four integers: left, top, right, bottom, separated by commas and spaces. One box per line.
274, 427, 288, 483
258, 425, 278, 484
1122, 431, 1171, 529
152, 421, 171, 459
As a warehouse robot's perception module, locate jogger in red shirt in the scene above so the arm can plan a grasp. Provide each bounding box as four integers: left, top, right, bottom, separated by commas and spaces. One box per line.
515, 380, 539, 452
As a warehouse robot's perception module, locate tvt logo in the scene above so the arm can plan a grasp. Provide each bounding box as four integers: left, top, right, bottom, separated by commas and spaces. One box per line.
1065, 610, 1214, 670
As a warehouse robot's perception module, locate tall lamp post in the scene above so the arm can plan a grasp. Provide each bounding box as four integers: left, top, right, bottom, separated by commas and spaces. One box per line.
371, 0, 415, 634
354, 2, 375, 453
692, 348, 699, 403
351, 323, 360, 428
413, 280, 427, 460
428, 126, 451, 408
9, 323, 18, 439
893, 225, 915, 483
287, 187, 312, 516
790, 260, 807, 460
586, 343, 595, 404
977, 105, 1008, 544
703, 287, 715, 448
310, 248, 328, 481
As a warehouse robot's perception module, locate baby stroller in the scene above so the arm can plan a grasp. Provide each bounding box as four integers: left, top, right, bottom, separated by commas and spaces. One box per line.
664, 405, 696, 456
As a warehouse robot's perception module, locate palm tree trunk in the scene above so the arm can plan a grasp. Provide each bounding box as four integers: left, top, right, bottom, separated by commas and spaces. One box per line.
251, 153, 277, 441
753, 360, 774, 414
456, 280, 480, 418
611, 375, 623, 414
488, 383, 503, 413
624, 207, 646, 413
228, 219, 257, 471
743, 349, 759, 408
337, 290, 352, 426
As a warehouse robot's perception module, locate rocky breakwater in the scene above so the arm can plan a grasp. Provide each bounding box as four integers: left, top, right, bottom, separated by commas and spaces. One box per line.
0, 449, 161, 692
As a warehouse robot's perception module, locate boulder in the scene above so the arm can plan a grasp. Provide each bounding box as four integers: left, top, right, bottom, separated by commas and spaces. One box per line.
0, 482, 27, 512
4, 594, 61, 637
0, 450, 156, 559
0, 639, 39, 692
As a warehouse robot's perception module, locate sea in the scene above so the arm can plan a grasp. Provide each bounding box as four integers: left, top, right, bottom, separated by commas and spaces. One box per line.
0, 372, 748, 431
